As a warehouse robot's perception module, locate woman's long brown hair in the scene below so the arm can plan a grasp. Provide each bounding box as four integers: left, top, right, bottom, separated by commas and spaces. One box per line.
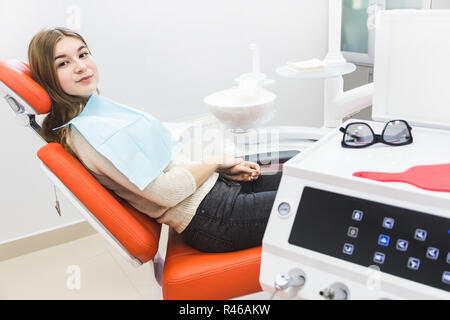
28, 27, 97, 156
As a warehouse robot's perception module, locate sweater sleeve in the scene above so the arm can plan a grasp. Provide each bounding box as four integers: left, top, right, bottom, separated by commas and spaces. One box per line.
67, 127, 197, 208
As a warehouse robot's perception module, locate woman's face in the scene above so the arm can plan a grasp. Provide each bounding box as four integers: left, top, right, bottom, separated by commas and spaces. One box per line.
54, 36, 99, 96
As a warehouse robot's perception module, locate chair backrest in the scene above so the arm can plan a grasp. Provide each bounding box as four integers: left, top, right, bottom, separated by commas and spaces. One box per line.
0, 60, 161, 265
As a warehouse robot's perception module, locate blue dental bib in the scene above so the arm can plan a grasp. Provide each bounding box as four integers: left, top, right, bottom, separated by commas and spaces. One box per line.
55, 94, 181, 190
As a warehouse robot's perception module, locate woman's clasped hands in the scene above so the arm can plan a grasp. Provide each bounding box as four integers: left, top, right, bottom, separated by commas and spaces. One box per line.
219, 160, 261, 181
206, 154, 261, 182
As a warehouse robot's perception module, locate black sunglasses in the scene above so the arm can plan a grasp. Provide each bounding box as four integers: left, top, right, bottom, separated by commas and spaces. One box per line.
339, 120, 413, 148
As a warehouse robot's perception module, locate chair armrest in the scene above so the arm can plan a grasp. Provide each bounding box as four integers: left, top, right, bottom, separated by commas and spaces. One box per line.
243, 149, 300, 166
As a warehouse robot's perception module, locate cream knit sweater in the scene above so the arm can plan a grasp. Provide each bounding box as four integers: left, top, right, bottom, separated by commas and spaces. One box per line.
67, 126, 219, 233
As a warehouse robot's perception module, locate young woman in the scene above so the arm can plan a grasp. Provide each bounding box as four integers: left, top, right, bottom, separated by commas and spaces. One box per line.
28, 27, 283, 253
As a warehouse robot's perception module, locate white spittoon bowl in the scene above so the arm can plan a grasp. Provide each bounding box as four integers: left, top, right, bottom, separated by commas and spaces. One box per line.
204, 87, 277, 132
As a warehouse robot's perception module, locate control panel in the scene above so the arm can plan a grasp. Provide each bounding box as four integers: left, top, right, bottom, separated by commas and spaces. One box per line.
288, 187, 450, 292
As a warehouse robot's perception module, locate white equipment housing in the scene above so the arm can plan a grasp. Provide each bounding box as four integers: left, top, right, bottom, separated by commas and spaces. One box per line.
260, 10, 450, 300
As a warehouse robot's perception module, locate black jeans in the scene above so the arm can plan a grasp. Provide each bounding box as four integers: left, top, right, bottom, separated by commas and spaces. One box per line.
181, 172, 282, 253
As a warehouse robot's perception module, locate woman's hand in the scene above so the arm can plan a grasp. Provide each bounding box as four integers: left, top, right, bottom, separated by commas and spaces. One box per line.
218, 161, 261, 182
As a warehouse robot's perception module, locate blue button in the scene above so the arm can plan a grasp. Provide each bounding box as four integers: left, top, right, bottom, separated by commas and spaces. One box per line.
396, 239, 409, 252
443, 271, 450, 285
414, 229, 427, 241
373, 252, 385, 264
407, 257, 420, 270
426, 247, 439, 260
343, 243, 354, 255
378, 234, 390, 247
352, 210, 363, 221
382, 217, 395, 229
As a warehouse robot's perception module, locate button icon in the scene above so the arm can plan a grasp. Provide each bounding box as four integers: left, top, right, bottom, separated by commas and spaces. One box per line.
382, 217, 395, 229
373, 252, 386, 264
347, 226, 359, 238
443, 271, 450, 285
407, 257, 420, 270
447, 252, 450, 264
396, 239, 409, 252
426, 247, 439, 260
414, 229, 427, 241
378, 234, 390, 247
352, 210, 364, 221
343, 243, 354, 255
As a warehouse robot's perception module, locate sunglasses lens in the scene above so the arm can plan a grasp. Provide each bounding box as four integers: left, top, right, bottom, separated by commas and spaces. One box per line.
344, 124, 374, 147
383, 120, 411, 145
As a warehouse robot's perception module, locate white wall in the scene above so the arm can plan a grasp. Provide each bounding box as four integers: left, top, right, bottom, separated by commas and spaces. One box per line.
0, 0, 329, 243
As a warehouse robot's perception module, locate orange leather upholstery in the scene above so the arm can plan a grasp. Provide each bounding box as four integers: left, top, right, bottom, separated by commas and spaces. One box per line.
37, 143, 161, 264
163, 229, 262, 300
0, 60, 51, 114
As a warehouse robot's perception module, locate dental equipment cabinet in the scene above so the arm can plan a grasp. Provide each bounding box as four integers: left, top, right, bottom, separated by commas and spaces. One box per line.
260, 10, 450, 300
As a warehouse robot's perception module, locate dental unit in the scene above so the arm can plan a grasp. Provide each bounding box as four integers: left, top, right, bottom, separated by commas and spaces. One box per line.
260, 10, 450, 300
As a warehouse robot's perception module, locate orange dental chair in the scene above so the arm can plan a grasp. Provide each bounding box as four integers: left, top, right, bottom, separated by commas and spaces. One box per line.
0, 59, 298, 300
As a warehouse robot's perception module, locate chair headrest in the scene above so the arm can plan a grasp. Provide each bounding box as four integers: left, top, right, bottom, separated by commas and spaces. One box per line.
0, 59, 51, 114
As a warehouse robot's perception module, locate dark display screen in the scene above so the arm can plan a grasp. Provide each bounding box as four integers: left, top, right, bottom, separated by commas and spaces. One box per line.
288, 187, 450, 292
